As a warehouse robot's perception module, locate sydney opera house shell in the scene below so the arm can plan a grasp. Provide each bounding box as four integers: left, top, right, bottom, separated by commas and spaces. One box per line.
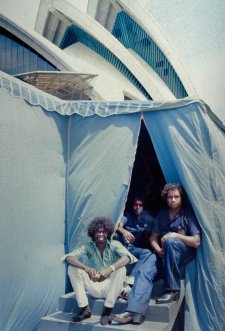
0, 0, 195, 102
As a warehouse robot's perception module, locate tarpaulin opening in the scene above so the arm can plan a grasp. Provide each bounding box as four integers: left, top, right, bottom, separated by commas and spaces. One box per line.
126, 120, 165, 215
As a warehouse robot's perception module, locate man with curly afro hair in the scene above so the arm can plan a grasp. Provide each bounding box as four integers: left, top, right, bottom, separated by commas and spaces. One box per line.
87, 217, 115, 240
62, 216, 137, 325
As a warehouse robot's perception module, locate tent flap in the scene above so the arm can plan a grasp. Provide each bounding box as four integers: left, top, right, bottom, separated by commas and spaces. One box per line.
144, 103, 225, 331
0, 89, 67, 331
66, 113, 141, 250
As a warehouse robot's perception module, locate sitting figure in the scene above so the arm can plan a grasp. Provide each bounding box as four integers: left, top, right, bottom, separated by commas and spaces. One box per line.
150, 183, 201, 303
114, 197, 156, 324
112, 184, 201, 324
117, 196, 155, 249
61, 216, 137, 325
116, 196, 155, 297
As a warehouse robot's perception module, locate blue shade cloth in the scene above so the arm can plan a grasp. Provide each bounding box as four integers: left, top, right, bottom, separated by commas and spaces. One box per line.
66, 113, 141, 251
0, 70, 225, 331
0, 88, 68, 331
143, 105, 225, 331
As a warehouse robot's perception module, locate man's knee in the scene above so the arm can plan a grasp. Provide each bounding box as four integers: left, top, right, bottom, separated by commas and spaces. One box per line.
136, 255, 158, 277
163, 237, 178, 250
68, 265, 85, 279
113, 266, 126, 278
163, 238, 189, 264
164, 238, 186, 253
140, 248, 152, 258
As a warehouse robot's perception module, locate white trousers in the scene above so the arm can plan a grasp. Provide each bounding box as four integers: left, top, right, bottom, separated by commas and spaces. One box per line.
68, 265, 126, 308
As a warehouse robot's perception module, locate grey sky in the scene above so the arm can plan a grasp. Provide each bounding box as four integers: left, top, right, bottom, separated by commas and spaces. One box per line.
1, 0, 224, 121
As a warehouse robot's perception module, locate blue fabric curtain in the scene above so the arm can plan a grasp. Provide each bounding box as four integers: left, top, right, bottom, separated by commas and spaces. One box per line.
0, 89, 67, 331
143, 103, 225, 331
66, 113, 141, 251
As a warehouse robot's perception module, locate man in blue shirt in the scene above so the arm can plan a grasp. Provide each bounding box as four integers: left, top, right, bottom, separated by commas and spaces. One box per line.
150, 183, 201, 303
62, 217, 137, 325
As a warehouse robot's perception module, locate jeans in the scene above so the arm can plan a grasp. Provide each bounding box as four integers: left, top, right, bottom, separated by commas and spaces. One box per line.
163, 237, 195, 291
125, 244, 158, 316
125, 244, 153, 277
125, 239, 194, 316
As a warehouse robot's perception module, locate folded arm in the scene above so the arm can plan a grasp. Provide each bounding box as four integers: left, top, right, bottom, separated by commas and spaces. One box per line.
161, 232, 200, 248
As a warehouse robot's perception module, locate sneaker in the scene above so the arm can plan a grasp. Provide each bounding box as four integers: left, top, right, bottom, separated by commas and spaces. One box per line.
120, 283, 132, 300
126, 276, 134, 286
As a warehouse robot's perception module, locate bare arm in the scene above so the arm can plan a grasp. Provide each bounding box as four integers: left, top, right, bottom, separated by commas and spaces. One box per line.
112, 255, 130, 269
117, 221, 135, 243
161, 232, 200, 248
150, 232, 164, 258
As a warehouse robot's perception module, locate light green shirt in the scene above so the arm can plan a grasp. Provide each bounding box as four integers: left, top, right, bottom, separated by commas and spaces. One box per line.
61, 239, 137, 270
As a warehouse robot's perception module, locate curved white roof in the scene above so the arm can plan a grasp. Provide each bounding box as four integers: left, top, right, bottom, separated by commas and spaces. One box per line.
35, 0, 176, 100
1, 0, 197, 101
0, 13, 145, 100
117, 0, 196, 96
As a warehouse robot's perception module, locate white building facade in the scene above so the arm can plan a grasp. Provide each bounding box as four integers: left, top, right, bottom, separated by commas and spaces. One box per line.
0, 0, 195, 101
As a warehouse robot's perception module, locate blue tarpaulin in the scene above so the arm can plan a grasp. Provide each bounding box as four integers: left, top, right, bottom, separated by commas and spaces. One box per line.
0, 71, 225, 331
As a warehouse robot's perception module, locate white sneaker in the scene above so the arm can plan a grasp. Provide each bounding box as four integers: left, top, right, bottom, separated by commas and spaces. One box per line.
126, 276, 134, 286
120, 283, 132, 300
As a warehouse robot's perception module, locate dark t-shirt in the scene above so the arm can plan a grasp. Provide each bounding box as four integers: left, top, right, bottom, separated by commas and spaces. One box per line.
121, 210, 156, 247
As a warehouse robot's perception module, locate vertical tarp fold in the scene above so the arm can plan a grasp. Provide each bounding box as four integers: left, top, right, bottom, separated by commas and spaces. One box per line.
66, 113, 141, 250
143, 103, 225, 331
0, 89, 67, 331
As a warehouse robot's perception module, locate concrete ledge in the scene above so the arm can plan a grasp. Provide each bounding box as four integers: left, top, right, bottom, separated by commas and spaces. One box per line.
58, 280, 184, 323
41, 311, 169, 331
59, 279, 165, 313
41, 280, 185, 330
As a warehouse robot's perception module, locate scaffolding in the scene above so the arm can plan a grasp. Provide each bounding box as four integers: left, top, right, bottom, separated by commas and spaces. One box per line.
15, 71, 97, 100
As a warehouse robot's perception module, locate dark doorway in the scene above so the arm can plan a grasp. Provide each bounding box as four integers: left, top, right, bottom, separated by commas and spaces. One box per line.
126, 120, 165, 216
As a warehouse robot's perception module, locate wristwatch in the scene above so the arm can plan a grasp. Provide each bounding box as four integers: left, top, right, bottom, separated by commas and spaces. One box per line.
109, 264, 116, 272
